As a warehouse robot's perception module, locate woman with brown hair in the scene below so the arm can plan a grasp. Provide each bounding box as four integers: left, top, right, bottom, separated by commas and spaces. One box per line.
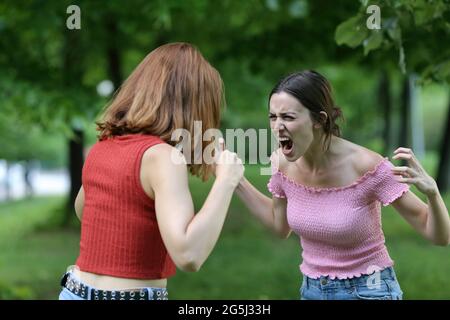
235, 70, 449, 300
59, 43, 244, 300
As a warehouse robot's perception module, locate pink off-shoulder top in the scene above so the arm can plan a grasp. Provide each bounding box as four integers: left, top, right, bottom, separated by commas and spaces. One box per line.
267, 157, 409, 279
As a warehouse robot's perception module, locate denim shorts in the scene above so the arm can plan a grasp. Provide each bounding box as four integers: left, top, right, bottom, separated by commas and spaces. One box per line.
300, 267, 403, 300
58, 271, 168, 300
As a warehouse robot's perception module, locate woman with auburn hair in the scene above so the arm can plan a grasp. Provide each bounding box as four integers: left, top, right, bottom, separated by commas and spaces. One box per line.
59, 43, 244, 300
235, 70, 449, 300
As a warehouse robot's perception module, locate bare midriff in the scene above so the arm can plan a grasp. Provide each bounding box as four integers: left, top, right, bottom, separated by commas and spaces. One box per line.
72, 267, 167, 291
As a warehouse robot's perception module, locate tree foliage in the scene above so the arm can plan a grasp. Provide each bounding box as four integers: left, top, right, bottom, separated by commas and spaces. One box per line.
335, 0, 450, 84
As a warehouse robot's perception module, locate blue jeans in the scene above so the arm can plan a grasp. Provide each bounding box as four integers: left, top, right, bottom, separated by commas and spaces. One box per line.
59, 288, 87, 300
300, 267, 403, 300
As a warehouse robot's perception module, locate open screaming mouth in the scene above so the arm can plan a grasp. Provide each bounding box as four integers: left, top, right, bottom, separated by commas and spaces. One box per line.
279, 137, 293, 153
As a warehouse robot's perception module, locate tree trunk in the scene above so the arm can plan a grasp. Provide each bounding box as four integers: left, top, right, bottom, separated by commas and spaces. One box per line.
379, 71, 392, 155
105, 14, 122, 90
409, 75, 425, 160
4, 161, 11, 201
67, 129, 84, 223
63, 26, 84, 224
436, 102, 450, 192
23, 160, 33, 198
399, 76, 411, 166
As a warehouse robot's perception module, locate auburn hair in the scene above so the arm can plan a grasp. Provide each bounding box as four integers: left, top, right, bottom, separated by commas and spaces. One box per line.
97, 43, 224, 180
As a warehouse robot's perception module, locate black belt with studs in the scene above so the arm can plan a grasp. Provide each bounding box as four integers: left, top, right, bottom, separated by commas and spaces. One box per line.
60, 272, 168, 300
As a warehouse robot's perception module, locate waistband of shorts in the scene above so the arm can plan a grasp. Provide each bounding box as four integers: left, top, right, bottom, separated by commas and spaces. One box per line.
60, 271, 168, 300
303, 267, 397, 289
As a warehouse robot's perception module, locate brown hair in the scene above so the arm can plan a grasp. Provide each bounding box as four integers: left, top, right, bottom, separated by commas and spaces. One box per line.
269, 70, 343, 151
97, 43, 224, 180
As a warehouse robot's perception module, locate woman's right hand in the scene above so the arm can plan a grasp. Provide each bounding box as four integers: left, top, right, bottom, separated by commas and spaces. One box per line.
214, 138, 245, 188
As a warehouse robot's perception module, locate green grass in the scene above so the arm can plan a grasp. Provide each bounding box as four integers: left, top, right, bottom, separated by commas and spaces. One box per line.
0, 166, 449, 299
0, 197, 80, 299
381, 202, 450, 300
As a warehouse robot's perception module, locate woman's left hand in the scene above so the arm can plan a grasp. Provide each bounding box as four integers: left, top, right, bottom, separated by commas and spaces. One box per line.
391, 147, 439, 197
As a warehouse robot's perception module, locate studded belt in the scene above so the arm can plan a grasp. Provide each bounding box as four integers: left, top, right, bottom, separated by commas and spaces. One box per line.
60, 272, 168, 300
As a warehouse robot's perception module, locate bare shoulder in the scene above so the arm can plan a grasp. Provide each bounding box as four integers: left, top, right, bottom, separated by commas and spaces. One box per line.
350, 143, 385, 176
142, 143, 188, 178
143, 143, 186, 164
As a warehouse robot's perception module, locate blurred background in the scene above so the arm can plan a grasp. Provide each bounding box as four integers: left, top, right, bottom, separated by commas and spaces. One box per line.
0, 0, 449, 299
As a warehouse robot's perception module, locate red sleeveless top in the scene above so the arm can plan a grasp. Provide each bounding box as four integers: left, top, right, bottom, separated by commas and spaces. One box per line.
75, 134, 176, 279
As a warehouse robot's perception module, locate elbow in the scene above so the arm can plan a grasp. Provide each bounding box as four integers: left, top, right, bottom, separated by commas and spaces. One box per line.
275, 228, 291, 239
178, 261, 201, 273
74, 201, 83, 221
177, 259, 201, 272
175, 252, 202, 272
431, 236, 450, 247
74, 207, 82, 221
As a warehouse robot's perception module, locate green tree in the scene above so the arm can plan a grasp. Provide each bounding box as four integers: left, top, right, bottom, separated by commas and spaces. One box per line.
335, 0, 450, 191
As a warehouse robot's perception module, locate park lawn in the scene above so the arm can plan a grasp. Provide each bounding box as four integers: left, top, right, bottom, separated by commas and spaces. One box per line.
0, 165, 449, 299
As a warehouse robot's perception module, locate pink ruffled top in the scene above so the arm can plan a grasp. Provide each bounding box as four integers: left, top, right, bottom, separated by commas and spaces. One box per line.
267, 158, 409, 279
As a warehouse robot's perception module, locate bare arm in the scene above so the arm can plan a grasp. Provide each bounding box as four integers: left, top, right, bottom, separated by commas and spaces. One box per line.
145, 144, 244, 272
235, 177, 291, 238
74, 186, 84, 221
392, 191, 449, 246
391, 148, 450, 246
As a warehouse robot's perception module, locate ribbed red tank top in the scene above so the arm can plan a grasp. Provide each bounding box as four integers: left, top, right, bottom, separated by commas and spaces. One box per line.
75, 134, 176, 279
